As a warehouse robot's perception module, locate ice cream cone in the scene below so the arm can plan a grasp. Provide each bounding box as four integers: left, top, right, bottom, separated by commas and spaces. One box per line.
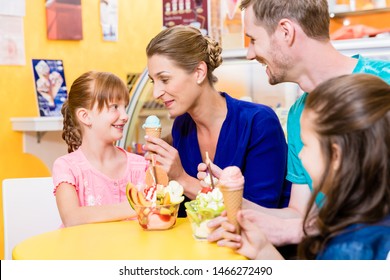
218, 166, 244, 234
145, 127, 162, 138
143, 115, 162, 140
145, 127, 161, 155
220, 187, 243, 234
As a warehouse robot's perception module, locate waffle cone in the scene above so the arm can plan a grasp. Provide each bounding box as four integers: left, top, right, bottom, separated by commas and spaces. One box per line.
145, 127, 161, 138
220, 188, 243, 234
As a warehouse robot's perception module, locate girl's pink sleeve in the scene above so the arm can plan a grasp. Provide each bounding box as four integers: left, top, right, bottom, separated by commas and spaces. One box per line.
52, 157, 78, 195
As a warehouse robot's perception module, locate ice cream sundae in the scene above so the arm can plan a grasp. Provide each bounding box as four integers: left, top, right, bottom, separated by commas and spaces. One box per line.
185, 176, 225, 240
126, 164, 184, 230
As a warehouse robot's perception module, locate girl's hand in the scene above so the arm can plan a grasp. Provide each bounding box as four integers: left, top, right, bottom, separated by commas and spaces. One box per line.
144, 135, 185, 181
205, 211, 228, 242
217, 209, 275, 260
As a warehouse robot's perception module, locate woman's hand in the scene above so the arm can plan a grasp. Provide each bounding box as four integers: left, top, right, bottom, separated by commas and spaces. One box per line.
144, 135, 185, 181
197, 161, 222, 186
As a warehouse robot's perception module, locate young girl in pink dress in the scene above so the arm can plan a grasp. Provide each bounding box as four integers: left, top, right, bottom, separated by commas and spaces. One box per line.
53, 71, 147, 227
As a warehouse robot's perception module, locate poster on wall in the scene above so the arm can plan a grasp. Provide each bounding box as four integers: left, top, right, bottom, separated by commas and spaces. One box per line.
100, 0, 118, 41
32, 59, 68, 117
46, 0, 83, 40
162, 0, 209, 35
0, 0, 25, 16
0, 0, 26, 65
0, 16, 25, 65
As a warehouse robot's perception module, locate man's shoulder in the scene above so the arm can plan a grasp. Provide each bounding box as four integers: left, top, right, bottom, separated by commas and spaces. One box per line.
288, 93, 307, 118
355, 55, 390, 83
287, 92, 308, 135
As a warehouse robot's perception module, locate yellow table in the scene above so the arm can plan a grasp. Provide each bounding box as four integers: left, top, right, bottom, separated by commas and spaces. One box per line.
12, 218, 246, 260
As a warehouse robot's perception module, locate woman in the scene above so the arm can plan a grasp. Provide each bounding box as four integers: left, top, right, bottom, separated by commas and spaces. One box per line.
144, 25, 290, 216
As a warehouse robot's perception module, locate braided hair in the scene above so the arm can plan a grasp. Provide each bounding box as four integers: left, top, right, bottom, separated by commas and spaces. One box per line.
146, 25, 223, 85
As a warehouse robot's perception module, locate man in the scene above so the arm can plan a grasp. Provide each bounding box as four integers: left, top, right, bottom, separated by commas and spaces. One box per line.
202, 0, 390, 247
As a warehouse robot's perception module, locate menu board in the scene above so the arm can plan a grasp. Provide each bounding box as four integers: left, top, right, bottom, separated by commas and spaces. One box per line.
162, 0, 209, 35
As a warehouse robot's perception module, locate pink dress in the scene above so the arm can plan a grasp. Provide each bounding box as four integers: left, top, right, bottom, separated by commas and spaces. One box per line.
52, 147, 147, 207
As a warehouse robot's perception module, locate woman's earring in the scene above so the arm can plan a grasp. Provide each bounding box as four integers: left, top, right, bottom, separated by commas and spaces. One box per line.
197, 80, 201, 85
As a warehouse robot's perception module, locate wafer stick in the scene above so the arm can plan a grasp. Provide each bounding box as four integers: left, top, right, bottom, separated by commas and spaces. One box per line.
205, 151, 215, 189
151, 154, 158, 185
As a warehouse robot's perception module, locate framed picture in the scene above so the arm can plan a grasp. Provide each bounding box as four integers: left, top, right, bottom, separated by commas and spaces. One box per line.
162, 0, 209, 35
32, 59, 68, 117
46, 0, 83, 40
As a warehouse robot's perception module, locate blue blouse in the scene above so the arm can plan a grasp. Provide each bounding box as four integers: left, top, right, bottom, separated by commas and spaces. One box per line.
316, 215, 390, 260
172, 92, 291, 216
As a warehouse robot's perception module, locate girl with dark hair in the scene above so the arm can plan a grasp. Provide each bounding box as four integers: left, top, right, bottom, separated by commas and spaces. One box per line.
219, 74, 390, 259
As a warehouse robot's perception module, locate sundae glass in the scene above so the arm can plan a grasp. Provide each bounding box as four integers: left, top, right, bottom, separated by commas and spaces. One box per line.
185, 176, 225, 240
126, 164, 184, 230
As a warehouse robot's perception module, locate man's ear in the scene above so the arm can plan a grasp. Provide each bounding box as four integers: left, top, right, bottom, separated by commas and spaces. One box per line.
76, 108, 91, 127
331, 143, 342, 171
278, 18, 295, 46
194, 61, 208, 85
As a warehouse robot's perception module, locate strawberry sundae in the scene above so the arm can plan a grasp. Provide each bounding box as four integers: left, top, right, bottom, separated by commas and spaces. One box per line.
126, 165, 184, 230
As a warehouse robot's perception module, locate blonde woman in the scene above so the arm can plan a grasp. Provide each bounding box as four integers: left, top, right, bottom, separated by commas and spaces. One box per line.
144, 25, 290, 217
